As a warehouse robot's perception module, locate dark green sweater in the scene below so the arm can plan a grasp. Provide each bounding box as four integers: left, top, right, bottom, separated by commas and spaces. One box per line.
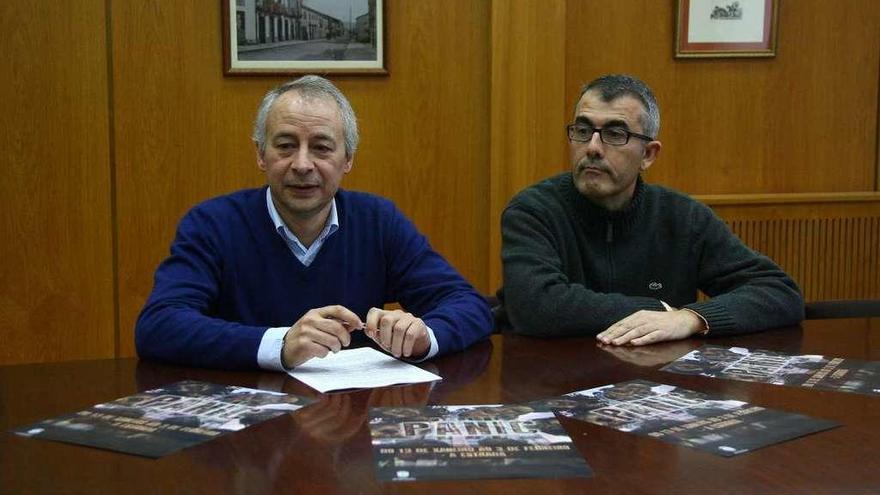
497, 173, 804, 337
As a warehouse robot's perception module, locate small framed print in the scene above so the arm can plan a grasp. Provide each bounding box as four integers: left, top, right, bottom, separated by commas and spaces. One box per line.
223, 0, 386, 76
675, 0, 778, 58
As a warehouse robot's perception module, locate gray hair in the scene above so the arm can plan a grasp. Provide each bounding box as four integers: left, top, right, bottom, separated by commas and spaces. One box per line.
577, 74, 660, 139
252, 75, 359, 157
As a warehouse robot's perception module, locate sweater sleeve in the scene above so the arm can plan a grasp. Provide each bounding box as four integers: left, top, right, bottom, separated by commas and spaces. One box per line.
382, 205, 493, 357
500, 204, 665, 337
683, 204, 805, 335
135, 207, 267, 370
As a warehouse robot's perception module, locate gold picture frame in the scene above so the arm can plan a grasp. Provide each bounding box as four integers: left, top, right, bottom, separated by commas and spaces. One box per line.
675, 0, 778, 58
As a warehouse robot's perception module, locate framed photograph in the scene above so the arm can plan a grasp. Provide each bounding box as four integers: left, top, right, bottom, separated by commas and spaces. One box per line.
675, 0, 778, 58
223, 0, 386, 75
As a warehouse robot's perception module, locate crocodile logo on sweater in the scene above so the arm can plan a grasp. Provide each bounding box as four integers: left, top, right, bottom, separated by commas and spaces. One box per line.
648, 282, 663, 290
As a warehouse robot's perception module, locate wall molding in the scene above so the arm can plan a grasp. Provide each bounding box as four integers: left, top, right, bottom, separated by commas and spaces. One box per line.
696, 192, 880, 206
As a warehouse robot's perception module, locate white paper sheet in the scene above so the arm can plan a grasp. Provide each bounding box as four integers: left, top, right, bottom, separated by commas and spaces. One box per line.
288, 347, 442, 393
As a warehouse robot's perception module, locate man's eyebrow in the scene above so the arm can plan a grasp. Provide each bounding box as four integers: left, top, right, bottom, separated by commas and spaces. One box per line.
602, 119, 630, 129
309, 131, 337, 142
574, 116, 631, 129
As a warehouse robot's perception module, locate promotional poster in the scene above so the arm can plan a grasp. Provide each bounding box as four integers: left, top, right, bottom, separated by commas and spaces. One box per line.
369, 404, 593, 481
662, 345, 880, 396
533, 379, 838, 457
14, 380, 311, 457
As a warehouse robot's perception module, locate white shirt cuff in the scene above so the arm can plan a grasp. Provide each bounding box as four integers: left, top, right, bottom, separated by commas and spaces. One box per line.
407, 325, 439, 362
257, 326, 290, 372
660, 300, 673, 311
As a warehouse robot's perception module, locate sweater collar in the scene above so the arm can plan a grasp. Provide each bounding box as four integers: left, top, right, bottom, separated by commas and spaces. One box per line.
265, 187, 339, 242
559, 172, 647, 227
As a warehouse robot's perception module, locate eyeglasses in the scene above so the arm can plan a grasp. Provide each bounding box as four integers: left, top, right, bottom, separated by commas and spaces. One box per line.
566, 123, 653, 146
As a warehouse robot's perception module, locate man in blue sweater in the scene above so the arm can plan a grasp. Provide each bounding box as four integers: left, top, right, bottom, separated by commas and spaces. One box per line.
496, 74, 803, 345
136, 75, 493, 370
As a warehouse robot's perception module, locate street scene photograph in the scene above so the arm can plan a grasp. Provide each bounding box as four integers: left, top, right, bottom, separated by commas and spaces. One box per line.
227, 0, 382, 73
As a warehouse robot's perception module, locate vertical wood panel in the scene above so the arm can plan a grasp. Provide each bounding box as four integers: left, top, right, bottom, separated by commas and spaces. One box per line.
800, 219, 812, 298
861, 219, 868, 297
0, 1, 115, 364
824, 218, 833, 299
845, 218, 854, 297
810, 219, 821, 300
797, 219, 808, 300
488, 0, 567, 292
870, 218, 876, 297
859, 218, 867, 297
113, 0, 261, 359
817, 218, 828, 299
342, 0, 491, 294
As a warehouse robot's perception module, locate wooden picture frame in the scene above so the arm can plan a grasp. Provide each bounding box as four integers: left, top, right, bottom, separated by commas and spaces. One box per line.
223, 0, 386, 76
675, 0, 778, 58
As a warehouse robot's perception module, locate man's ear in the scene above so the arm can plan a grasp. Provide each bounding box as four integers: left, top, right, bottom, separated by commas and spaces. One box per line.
343, 156, 353, 174
255, 143, 267, 172
640, 140, 661, 172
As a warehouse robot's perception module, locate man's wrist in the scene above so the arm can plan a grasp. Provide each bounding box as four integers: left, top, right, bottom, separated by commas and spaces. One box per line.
280, 331, 291, 369
680, 308, 709, 336
406, 325, 439, 362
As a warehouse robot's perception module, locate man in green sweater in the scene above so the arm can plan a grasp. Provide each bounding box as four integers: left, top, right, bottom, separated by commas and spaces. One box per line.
496, 74, 803, 346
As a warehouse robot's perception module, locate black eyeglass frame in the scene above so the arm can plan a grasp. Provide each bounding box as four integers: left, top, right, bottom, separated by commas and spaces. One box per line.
566, 123, 654, 146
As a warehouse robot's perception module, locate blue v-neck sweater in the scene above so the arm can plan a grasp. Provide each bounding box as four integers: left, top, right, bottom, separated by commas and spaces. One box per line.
136, 187, 492, 370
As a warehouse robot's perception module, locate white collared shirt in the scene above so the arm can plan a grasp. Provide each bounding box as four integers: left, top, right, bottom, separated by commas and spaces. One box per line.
265, 187, 339, 267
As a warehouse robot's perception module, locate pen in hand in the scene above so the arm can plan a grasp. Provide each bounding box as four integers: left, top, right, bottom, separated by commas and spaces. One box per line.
327, 316, 365, 333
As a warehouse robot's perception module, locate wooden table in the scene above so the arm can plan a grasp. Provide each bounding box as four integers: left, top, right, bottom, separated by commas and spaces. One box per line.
2, 318, 878, 494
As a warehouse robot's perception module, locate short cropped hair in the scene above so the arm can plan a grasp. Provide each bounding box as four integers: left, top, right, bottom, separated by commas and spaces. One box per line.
252, 75, 359, 157
577, 74, 660, 139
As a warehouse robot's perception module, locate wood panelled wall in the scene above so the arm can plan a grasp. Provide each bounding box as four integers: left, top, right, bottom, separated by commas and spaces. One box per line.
1, 0, 878, 365
705, 197, 880, 301
0, 1, 116, 365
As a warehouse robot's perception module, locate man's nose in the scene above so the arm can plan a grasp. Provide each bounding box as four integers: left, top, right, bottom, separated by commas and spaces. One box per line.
289, 149, 314, 173
585, 131, 604, 156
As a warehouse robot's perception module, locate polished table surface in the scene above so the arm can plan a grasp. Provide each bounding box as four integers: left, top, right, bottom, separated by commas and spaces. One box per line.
2, 318, 879, 494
